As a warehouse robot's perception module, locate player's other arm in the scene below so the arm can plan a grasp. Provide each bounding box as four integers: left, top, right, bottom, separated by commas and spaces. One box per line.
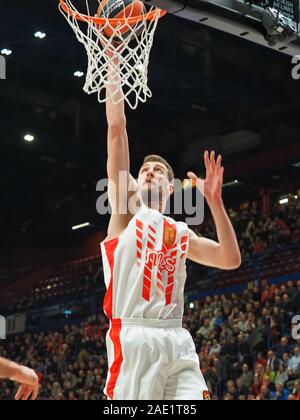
187, 151, 241, 270
0, 357, 39, 400
188, 227, 241, 270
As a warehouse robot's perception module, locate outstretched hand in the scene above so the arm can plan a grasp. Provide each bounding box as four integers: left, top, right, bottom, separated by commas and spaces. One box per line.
11, 365, 39, 401
187, 151, 224, 208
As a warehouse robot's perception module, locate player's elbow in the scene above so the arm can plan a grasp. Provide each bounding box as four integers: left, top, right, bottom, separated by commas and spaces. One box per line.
218, 249, 241, 270
223, 254, 242, 270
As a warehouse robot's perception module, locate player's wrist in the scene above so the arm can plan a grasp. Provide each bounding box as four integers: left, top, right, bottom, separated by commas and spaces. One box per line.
8, 361, 20, 381
206, 196, 224, 211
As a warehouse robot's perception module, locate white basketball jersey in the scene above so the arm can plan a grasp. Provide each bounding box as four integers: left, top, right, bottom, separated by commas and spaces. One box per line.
101, 203, 190, 320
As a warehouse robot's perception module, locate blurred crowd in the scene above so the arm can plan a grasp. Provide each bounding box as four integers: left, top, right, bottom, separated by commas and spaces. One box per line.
194, 195, 300, 259
184, 280, 300, 400
0, 318, 108, 400
1, 280, 299, 400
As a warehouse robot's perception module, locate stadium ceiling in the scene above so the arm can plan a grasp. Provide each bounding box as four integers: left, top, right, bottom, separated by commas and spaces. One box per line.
144, 0, 300, 56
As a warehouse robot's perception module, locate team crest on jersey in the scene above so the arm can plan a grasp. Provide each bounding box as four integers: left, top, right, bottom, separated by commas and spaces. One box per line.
203, 390, 211, 400
164, 225, 176, 248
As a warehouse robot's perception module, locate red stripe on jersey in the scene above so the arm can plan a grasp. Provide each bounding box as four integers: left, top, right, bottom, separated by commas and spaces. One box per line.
148, 234, 155, 243
165, 274, 174, 305
181, 235, 188, 244
142, 286, 150, 301
106, 319, 123, 400
157, 282, 164, 292
149, 225, 156, 234
144, 266, 152, 279
136, 219, 143, 230
146, 240, 154, 250
136, 229, 143, 240
143, 277, 151, 290
103, 238, 119, 320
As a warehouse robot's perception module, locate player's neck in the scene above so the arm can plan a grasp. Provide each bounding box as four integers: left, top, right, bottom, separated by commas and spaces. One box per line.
143, 199, 166, 214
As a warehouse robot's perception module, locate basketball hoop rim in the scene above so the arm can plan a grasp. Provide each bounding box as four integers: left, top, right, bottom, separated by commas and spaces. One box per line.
59, 0, 167, 26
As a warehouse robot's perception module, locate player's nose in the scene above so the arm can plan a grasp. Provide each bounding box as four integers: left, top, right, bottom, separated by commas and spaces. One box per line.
146, 169, 154, 178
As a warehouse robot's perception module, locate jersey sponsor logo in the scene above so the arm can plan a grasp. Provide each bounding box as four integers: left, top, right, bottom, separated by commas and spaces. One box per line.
146, 250, 176, 274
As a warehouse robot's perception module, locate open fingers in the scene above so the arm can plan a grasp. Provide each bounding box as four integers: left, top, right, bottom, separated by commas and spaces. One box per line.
31, 385, 39, 401
210, 151, 216, 173
216, 154, 222, 171
204, 150, 211, 174
219, 166, 224, 186
15, 385, 26, 401
187, 171, 198, 180
22, 387, 34, 401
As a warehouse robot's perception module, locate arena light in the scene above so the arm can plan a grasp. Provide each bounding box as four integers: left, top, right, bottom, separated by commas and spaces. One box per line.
34, 31, 47, 39
1, 49, 12, 56
72, 222, 90, 231
64, 309, 72, 318
224, 179, 240, 187
74, 71, 84, 78
24, 134, 35, 142
189, 302, 195, 309
279, 198, 289, 205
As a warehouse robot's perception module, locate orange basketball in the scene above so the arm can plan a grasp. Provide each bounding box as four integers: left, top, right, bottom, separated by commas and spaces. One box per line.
97, 0, 146, 45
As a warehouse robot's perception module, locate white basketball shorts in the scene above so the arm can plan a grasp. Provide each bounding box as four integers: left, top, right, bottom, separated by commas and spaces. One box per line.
104, 318, 209, 400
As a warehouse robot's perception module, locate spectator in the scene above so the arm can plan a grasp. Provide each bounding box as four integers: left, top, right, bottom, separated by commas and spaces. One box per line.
291, 380, 300, 400
258, 384, 271, 400
239, 364, 253, 389
250, 376, 262, 397
275, 364, 288, 386
266, 351, 280, 372
270, 383, 289, 401
273, 337, 293, 359
287, 347, 300, 375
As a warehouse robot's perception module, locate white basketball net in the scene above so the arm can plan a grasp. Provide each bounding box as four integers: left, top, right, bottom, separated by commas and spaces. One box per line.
59, 1, 164, 109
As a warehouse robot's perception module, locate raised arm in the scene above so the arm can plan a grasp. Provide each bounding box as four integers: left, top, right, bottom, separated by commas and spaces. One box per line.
187, 151, 241, 270
106, 57, 129, 201
105, 57, 138, 239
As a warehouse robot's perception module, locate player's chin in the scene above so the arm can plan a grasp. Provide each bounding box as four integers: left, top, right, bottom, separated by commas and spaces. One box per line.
142, 183, 154, 191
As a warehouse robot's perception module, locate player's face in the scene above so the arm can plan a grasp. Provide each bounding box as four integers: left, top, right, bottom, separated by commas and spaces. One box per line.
138, 161, 173, 200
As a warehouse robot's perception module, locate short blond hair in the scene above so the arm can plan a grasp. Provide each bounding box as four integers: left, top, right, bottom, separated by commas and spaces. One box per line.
142, 155, 174, 182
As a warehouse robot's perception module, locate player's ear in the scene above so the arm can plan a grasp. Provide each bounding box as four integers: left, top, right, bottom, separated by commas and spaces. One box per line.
168, 183, 174, 195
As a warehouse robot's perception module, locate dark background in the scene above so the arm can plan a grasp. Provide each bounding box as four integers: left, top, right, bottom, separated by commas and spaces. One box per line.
0, 0, 300, 265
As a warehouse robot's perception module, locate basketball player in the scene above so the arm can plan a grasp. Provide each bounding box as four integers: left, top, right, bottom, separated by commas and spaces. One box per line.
101, 56, 241, 400
0, 357, 39, 400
